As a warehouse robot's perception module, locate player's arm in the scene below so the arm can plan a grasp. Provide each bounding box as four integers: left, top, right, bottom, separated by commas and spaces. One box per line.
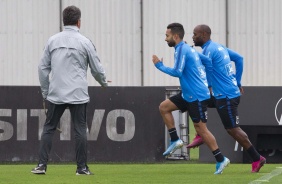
227, 48, 243, 87
38, 44, 51, 99
198, 53, 213, 87
152, 54, 184, 77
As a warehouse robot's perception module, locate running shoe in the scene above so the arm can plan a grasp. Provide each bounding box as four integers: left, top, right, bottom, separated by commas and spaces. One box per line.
186, 134, 204, 149
163, 139, 183, 156
31, 164, 47, 174
252, 156, 266, 173
76, 167, 94, 175
214, 157, 230, 174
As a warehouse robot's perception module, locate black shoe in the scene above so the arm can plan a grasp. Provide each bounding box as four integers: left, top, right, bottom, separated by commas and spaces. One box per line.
76, 167, 94, 175
31, 164, 47, 174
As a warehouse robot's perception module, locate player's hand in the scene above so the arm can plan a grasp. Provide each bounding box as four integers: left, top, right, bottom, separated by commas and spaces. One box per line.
239, 86, 244, 95
208, 87, 213, 95
152, 55, 162, 64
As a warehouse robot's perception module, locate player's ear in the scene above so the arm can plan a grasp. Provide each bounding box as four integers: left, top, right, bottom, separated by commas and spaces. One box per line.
173, 34, 178, 41
203, 32, 208, 38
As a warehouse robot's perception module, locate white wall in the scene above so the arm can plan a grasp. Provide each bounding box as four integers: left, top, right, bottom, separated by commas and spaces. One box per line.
228, 0, 282, 86
0, 0, 281, 86
62, 0, 142, 86
0, 0, 59, 85
142, 0, 227, 86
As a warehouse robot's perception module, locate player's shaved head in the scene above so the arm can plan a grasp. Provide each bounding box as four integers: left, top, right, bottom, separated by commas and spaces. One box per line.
195, 24, 211, 36
201, 25, 211, 35
192, 24, 212, 46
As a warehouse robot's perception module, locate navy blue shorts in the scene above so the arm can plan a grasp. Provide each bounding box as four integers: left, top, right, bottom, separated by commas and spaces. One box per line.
215, 96, 240, 129
169, 93, 189, 113
169, 93, 208, 123
207, 95, 216, 108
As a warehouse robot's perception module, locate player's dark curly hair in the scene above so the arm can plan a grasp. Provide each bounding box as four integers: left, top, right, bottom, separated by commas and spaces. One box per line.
63, 5, 81, 26
167, 23, 185, 39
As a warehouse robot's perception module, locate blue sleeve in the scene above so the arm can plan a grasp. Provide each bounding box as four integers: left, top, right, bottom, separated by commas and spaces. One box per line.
227, 48, 243, 87
198, 52, 213, 87
154, 55, 185, 77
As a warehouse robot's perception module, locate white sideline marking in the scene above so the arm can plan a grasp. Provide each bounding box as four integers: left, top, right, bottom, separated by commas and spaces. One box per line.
249, 167, 282, 184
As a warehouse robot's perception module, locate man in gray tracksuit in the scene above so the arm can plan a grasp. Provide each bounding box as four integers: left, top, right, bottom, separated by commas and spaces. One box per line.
31, 5, 108, 175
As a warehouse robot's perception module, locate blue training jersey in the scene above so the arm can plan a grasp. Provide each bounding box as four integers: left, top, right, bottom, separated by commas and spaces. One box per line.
155, 41, 211, 102
201, 40, 243, 99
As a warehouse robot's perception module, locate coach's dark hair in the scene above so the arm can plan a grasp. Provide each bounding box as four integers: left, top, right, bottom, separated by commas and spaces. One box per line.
167, 23, 185, 39
63, 6, 81, 26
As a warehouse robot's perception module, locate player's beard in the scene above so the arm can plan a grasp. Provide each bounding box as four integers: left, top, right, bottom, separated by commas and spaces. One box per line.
193, 39, 204, 47
167, 40, 176, 47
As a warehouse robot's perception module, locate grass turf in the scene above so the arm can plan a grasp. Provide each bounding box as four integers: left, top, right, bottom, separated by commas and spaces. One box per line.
1, 163, 282, 184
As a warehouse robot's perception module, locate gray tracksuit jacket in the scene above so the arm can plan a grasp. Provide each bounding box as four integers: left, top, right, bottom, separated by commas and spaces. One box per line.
38, 26, 108, 104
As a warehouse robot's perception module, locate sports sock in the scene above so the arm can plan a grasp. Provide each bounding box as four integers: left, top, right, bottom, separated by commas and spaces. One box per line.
246, 145, 260, 162
168, 128, 179, 141
212, 149, 224, 162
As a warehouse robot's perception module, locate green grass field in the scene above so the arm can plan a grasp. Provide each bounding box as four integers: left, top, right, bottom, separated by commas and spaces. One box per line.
1, 163, 282, 184
1, 121, 281, 184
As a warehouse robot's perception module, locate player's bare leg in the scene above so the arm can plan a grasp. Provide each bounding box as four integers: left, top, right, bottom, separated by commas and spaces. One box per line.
159, 99, 183, 156
226, 127, 266, 172
193, 122, 218, 151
